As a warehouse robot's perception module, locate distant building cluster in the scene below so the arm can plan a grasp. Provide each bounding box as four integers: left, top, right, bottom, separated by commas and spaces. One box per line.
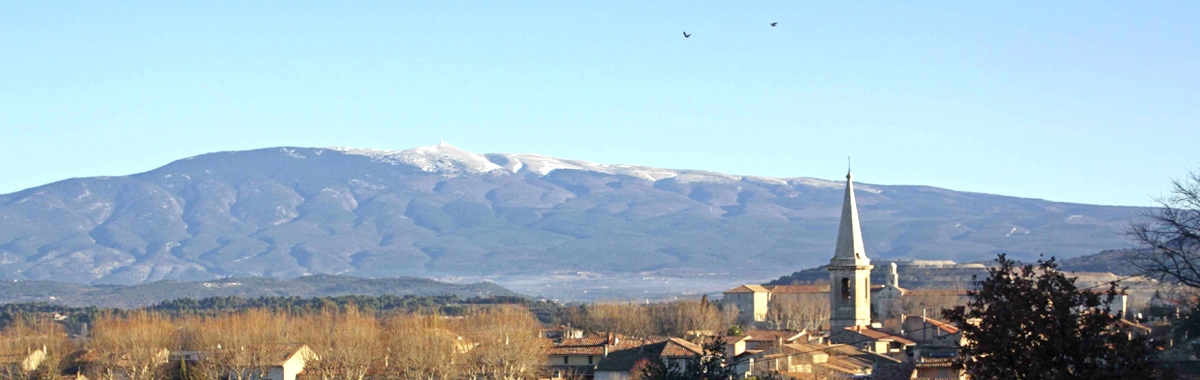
711, 171, 1138, 379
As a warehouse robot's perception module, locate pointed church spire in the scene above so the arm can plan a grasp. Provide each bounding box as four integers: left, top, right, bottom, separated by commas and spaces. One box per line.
831, 170, 869, 266
827, 169, 874, 332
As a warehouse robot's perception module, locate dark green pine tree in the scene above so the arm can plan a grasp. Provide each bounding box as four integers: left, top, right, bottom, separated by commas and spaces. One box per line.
942, 254, 1170, 380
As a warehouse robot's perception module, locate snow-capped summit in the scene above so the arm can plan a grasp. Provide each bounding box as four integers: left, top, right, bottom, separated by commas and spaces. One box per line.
487, 153, 695, 182
331, 142, 504, 175
328, 143, 875, 191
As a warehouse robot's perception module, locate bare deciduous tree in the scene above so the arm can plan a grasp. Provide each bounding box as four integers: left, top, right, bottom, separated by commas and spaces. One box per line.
568, 300, 735, 339
1130, 170, 1200, 288
296, 307, 383, 380
0, 318, 73, 380
457, 307, 545, 380
764, 294, 829, 331
184, 309, 292, 380
898, 291, 966, 320
381, 313, 464, 380
571, 303, 655, 340
89, 311, 176, 380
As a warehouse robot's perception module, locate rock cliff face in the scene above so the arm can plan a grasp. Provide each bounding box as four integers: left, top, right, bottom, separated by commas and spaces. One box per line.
0, 144, 1145, 284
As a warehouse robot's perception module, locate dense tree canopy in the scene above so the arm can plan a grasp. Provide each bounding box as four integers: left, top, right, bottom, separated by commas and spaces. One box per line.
943, 254, 1166, 379
0, 294, 565, 334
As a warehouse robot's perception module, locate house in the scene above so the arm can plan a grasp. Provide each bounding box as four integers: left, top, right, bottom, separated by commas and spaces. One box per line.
593, 341, 668, 380
658, 338, 703, 372
425, 328, 476, 354
590, 337, 713, 380
260, 345, 317, 380
724, 330, 814, 356
0, 345, 47, 375
77, 347, 170, 380
741, 341, 829, 377
218, 345, 316, 380
830, 325, 916, 361
820, 345, 905, 379
723, 285, 771, 323
900, 315, 961, 348
546, 334, 636, 379
541, 326, 585, 340
898, 315, 969, 380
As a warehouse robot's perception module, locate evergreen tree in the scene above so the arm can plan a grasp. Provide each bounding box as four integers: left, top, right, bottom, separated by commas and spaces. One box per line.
942, 254, 1168, 379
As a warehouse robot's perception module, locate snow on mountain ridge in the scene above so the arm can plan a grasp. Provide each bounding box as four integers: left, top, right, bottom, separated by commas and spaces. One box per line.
492, 153, 684, 181
328, 143, 876, 191
330, 142, 503, 175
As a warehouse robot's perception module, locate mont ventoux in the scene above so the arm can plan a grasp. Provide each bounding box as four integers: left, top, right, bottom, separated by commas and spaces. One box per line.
0, 142, 1142, 286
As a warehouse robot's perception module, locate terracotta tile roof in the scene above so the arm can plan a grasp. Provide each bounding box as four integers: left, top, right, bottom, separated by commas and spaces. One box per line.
738, 330, 806, 343
725, 284, 770, 293
763, 284, 885, 293
844, 326, 916, 346
751, 341, 831, 365
907, 289, 969, 297
908, 315, 960, 334
269, 344, 313, 365
660, 337, 703, 358
767, 284, 829, 294
545, 335, 649, 356
545, 337, 609, 356
816, 346, 877, 376
595, 341, 668, 372
724, 335, 751, 344
820, 344, 901, 374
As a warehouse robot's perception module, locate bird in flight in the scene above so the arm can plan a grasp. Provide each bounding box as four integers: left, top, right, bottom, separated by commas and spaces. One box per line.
683, 32, 691, 38
770, 22, 778, 27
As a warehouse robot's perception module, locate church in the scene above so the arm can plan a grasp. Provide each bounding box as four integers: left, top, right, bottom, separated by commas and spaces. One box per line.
722, 170, 914, 329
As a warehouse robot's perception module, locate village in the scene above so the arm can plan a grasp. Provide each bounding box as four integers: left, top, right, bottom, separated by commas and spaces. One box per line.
0, 171, 1182, 380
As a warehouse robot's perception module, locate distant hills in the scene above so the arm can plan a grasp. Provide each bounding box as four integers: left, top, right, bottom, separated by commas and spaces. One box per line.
0, 143, 1148, 285
0, 274, 517, 308
766, 249, 1148, 291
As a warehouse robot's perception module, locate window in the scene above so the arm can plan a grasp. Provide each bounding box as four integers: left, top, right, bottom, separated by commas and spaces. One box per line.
563, 356, 569, 364
841, 278, 851, 300
588, 356, 594, 364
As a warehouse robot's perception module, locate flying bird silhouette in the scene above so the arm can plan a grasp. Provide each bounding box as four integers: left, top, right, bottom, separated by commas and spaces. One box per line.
683, 32, 691, 38
771, 22, 778, 27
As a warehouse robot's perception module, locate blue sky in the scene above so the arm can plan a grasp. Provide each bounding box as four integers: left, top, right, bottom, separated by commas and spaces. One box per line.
1, 2, 1197, 206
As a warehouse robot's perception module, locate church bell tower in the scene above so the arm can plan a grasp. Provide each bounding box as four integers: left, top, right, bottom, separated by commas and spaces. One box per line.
828, 170, 873, 331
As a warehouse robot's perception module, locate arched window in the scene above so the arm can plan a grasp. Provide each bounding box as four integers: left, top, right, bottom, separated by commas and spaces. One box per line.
841, 277, 851, 300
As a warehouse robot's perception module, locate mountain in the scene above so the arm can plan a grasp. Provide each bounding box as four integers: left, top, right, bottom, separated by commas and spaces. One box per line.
1059, 249, 1143, 276
0, 274, 517, 308
0, 143, 1148, 286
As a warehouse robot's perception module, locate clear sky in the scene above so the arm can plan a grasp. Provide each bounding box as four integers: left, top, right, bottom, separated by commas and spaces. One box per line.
2, 2, 1197, 207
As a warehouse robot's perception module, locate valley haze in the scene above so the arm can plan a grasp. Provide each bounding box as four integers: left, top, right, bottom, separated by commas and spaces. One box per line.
0, 143, 1145, 300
